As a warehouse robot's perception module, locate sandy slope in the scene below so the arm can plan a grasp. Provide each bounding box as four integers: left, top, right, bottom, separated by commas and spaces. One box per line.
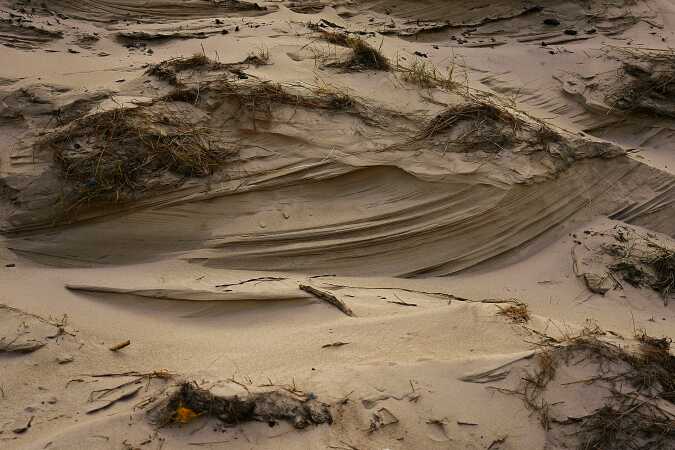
1, 1, 675, 449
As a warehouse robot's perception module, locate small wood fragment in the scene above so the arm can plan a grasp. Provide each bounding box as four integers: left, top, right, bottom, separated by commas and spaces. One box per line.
388, 300, 418, 307
299, 285, 355, 317
322, 342, 350, 348
109, 340, 131, 352
12, 416, 33, 434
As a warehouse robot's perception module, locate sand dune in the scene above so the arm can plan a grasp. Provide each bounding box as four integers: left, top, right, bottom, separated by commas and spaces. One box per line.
1, 0, 675, 448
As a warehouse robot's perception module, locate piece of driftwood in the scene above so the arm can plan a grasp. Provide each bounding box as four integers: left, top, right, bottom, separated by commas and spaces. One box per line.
109, 340, 131, 351
299, 285, 355, 317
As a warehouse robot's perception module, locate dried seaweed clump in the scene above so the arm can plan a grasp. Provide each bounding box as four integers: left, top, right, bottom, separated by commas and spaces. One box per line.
151, 382, 332, 429
45, 105, 236, 207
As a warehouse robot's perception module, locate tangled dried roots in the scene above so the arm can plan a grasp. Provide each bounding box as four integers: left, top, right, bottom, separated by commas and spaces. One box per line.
152, 382, 332, 429
46, 105, 236, 206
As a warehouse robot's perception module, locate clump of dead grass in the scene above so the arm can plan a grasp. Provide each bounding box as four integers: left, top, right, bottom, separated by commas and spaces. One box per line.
147, 53, 223, 86
243, 46, 271, 66
576, 401, 675, 450
497, 302, 531, 323
313, 29, 389, 71
318, 30, 350, 47
420, 103, 522, 153
396, 58, 456, 90
45, 105, 235, 207
343, 36, 390, 71
506, 330, 675, 447
197, 79, 364, 116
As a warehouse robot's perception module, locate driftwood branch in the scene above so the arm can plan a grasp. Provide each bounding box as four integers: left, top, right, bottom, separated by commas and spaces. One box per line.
109, 340, 131, 351
299, 285, 355, 317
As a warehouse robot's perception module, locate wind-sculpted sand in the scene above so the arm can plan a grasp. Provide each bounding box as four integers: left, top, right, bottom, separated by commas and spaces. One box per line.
1, 1, 675, 449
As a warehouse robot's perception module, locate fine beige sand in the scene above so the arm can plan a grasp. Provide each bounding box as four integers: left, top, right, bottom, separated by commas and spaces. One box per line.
2, 1, 675, 449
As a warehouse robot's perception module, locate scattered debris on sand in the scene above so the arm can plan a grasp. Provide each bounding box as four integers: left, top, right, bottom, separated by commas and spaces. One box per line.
148, 381, 332, 429
1, 0, 675, 449
574, 222, 675, 303
0, 304, 73, 354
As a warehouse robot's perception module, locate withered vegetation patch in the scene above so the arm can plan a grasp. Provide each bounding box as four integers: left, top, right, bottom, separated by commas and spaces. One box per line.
310, 26, 390, 71
497, 302, 531, 323
418, 101, 562, 154
492, 330, 675, 449
41, 71, 389, 213
43, 104, 236, 208
146, 53, 226, 86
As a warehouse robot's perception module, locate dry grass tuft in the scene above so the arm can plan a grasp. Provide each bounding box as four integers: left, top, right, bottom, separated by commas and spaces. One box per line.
195, 79, 363, 116
420, 103, 521, 152
319, 30, 350, 47
649, 250, 675, 300
147, 53, 222, 86
44, 106, 236, 207
313, 28, 390, 71
509, 331, 675, 447
576, 399, 675, 450
497, 302, 531, 323
243, 46, 271, 66
343, 36, 390, 71
397, 58, 456, 90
